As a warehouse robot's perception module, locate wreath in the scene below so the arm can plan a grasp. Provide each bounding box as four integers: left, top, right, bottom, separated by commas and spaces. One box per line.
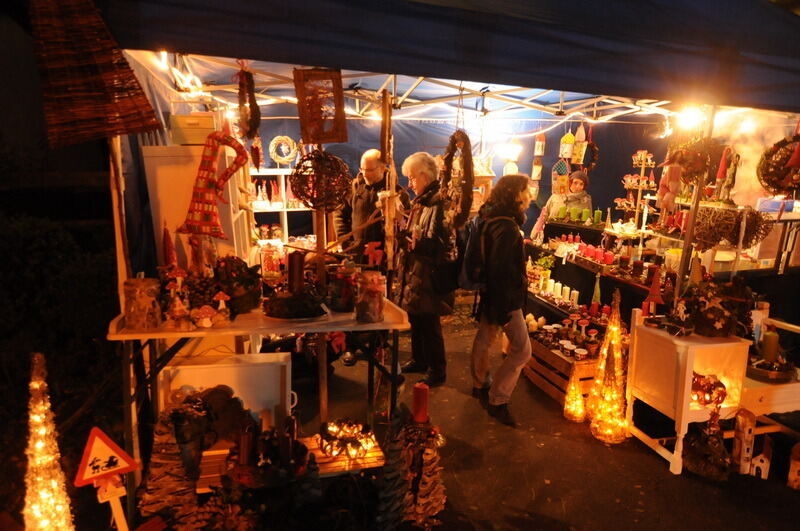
693, 206, 773, 252
584, 141, 599, 173
268, 135, 298, 165
756, 134, 800, 195
289, 148, 351, 211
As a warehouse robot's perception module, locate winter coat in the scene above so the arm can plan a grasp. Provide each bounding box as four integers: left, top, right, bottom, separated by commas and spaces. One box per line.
478, 203, 528, 325
333, 173, 410, 258
397, 180, 455, 316
544, 190, 592, 217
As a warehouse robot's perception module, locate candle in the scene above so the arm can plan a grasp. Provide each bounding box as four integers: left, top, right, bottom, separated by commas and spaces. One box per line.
645, 264, 660, 286
631, 260, 644, 278
581, 208, 591, 221
413, 382, 430, 423
589, 301, 600, 316
602, 305, 611, 315
619, 255, 631, 270
761, 330, 780, 363
568, 233, 574, 243
547, 279, 555, 294
554, 282, 562, 299
603, 251, 615, 265
570, 207, 580, 220
288, 251, 305, 294
578, 243, 587, 254
594, 209, 603, 225
562, 285, 571, 301
575, 234, 581, 243
557, 205, 567, 219
570, 290, 580, 306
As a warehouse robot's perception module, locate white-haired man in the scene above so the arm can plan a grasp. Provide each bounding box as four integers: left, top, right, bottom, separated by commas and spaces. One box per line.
334, 149, 409, 261
397, 151, 455, 387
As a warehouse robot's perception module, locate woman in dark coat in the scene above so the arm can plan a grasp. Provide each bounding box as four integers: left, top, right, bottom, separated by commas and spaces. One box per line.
397, 152, 455, 387
470, 174, 533, 426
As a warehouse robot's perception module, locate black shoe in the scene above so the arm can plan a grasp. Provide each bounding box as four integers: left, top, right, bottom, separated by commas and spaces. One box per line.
488, 403, 517, 427
471, 385, 490, 399
401, 360, 429, 374
341, 351, 356, 366
419, 372, 446, 388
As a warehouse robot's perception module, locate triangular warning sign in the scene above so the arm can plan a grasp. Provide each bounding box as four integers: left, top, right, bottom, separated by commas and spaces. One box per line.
75, 427, 138, 487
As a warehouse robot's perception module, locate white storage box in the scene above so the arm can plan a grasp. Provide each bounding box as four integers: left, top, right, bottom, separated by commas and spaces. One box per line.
170, 112, 218, 145
158, 352, 292, 421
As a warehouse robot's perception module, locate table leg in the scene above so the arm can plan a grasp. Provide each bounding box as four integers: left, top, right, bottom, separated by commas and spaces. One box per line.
367, 351, 375, 427
121, 341, 137, 522
390, 330, 399, 420
671, 421, 687, 475
317, 333, 328, 423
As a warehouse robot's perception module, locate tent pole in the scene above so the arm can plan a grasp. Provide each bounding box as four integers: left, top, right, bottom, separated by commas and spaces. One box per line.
109, 135, 132, 307
674, 105, 717, 300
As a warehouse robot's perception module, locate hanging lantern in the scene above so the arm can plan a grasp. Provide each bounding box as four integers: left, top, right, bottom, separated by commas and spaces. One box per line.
534, 133, 546, 157
571, 123, 588, 165
559, 129, 575, 159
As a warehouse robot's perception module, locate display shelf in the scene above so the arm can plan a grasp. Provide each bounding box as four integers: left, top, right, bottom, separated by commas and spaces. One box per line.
529, 292, 608, 330
523, 337, 598, 405
253, 207, 312, 213
250, 167, 314, 243
109, 298, 410, 340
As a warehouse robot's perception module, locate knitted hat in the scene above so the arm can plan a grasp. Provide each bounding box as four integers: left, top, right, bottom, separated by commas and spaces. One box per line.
569, 170, 589, 187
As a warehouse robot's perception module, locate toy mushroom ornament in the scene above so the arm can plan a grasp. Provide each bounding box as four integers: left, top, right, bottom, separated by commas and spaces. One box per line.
213, 291, 231, 311
191, 305, 217, 328
570, 313, 581, 331
168, 266, 188, 290
578, 319, 590, 336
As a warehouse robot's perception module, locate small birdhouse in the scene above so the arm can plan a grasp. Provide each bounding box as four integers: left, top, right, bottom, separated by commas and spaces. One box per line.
732, 409, 756, 474
749, 435, 773, 480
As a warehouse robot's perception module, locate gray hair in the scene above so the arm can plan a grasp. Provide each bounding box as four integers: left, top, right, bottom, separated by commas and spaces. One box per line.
361, 149, 382, 168
401, 152, 438, 180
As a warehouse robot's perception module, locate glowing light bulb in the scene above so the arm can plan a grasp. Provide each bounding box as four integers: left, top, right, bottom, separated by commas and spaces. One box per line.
676, 107, 705, 130
738, 117, 756, 135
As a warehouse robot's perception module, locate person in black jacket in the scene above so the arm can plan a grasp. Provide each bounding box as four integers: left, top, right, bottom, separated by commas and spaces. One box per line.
333, 149, 409, 262
397, 152, 456, 387
470, 174, 533, 426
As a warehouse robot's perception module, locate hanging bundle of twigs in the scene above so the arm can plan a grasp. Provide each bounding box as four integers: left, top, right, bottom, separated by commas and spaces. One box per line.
441, 130, 474, 229
693, 206, 773, 251
236, 66, 261, 139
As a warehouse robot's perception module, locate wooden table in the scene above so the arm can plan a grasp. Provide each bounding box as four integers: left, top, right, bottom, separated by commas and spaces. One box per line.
107, 298, 409, 515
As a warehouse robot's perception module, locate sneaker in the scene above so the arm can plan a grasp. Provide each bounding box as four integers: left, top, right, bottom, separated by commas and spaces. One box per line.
419, 371, 446, 388
401, 360, 429, 374
487, 403, 517, 427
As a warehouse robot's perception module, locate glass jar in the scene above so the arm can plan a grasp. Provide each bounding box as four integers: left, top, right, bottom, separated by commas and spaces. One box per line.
329, 270, 357, 313
355, 271, 385, 323
124, 278, 162, 330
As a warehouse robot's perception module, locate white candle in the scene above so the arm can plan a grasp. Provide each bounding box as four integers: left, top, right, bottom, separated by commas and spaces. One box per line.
547, 279, 555, 294
562, 286, 571, 301
553, 282, 562, 299
570, 290, 580, 305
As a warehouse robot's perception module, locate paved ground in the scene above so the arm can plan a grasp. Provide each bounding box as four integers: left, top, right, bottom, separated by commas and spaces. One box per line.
299, 297, 800, 531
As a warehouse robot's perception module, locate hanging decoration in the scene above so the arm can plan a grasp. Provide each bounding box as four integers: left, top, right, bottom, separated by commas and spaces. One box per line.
235, 63, 261, 140
551, 159, 570, 195
571, 123, 588, 165
441, 129, 475, 230
177, 132, 249, 239
24, 353, 75, 531
289, 148, 352, 211
269, 135, 298, 166
534, 133, 546, 156
757, 134, 800, 195
293, 68, 348, 144
558, 129, 575, 159
584, 125, 600, 173
563, 370, 587, 423
28, 0, 161, 147
587, 290, 628, 444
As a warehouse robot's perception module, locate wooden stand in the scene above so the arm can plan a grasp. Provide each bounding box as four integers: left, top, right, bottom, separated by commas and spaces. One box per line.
299, 436, 385, 478
523, 337, 598, 404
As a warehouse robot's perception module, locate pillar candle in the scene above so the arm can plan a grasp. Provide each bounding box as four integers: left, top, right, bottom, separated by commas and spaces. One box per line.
568, 233, 574, 243
575, 234, 581, 243
554, 282, 562, 299
557, 205, 567, 219
631, 260, 644, 278
602, 305, 611, 315
761, 330, 780, 363
619, 255, 631, 270
288, 251, 305, 294
603, 251, 615, 265
570, 207, 580, 220
412, 382, 430, 423
594, 209, 603, 224
590, 301, 600, 316
547, 278, 555, 294
581, 208, 591, 221
570, 290, 579, 306
562, 286, 571, 301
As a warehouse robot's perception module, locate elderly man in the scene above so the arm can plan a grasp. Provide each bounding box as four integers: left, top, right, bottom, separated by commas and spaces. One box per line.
334, 149, 409, 261
397, 151, 455, 387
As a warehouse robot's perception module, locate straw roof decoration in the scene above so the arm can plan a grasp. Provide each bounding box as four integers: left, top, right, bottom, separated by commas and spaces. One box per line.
29, 0, 162, 148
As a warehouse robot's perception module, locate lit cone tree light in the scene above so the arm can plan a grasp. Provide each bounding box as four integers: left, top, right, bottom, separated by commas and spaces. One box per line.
24, 353, 75, 530
588, 290, 628, 444
563, 370, 587, 423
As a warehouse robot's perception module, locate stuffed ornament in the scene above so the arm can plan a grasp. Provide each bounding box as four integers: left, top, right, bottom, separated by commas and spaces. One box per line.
177, 131, 248, 240
656, 163, 682, 214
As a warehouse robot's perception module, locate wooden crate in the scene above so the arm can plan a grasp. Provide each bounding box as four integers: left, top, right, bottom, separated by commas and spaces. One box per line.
299, 436, 385, 478
523, 338, 597, 405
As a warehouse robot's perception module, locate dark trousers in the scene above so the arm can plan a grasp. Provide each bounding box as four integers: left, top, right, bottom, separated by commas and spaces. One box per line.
408, 313, 446, 376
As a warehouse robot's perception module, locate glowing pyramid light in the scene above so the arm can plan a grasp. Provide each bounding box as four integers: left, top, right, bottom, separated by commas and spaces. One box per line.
587, 290, 628, 444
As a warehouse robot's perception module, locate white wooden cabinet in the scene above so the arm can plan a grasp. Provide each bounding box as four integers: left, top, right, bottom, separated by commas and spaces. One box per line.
626, 309, 750, 474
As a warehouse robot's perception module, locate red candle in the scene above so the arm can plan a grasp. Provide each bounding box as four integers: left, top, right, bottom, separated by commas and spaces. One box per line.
589, 301, 600, 316
602, 305, 611, 315
412, 382, 429, 423
578, 243, 587, 254
603, 251, 615, 265
575, 234, 581, 243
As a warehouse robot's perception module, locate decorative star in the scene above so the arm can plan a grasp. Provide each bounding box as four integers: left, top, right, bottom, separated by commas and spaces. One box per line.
701, 297, 725, 312
713, 319, 725, 330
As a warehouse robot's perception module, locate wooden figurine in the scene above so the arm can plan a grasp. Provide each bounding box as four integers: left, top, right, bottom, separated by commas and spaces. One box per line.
732, 409, 756, 474
749, 435, 773, 479
788, 443, 800, 490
